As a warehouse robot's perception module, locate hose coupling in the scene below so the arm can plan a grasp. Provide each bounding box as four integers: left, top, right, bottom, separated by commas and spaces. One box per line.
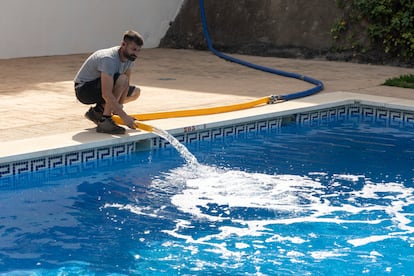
268, 95, 282, 104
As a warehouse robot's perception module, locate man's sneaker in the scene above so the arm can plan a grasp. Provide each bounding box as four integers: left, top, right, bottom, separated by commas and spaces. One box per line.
85, 107, 102, 125
97, 117, 126, 134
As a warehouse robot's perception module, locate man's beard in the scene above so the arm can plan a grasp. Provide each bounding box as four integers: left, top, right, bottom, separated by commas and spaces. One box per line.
123, 49, 137, 61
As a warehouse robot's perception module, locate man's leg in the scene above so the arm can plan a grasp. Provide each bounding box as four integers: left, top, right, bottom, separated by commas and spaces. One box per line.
123, 87, 141, 104
75, 80, 104, 124
102, 74, 137, 115
97, 74, 136, 135
113, 74, 131, 106
104, 74, 140, 114
114, 74, 141, 105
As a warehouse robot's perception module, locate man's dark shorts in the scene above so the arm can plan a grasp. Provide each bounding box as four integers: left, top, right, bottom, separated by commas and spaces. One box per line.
75, 73, 136, 105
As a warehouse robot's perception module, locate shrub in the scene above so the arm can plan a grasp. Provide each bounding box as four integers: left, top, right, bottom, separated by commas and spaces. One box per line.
383, 74, 414, 89
332, 0, 414, 64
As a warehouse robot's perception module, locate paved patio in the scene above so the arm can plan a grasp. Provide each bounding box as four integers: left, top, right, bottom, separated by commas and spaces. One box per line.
0, 48, 413, 150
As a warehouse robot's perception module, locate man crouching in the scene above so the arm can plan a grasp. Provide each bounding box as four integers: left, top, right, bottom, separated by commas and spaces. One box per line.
74, 30, 143, 134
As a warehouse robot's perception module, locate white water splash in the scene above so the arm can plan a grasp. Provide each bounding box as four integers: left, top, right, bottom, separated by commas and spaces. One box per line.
105, 124, 414, 263
151, 127, 199, 166
103, 163, 414, 271
151, 165, 414, 248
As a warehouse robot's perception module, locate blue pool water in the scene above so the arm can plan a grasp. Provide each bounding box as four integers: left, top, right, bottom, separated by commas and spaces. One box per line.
1, 115, 414, 275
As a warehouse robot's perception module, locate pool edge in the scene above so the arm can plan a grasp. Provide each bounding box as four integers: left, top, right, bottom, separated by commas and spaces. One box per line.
1, 92, 414, 177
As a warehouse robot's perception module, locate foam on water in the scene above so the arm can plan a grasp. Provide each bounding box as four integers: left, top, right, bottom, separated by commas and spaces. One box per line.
3, 119, 414, 274
147, 164, 414, 249
98, 122, 414, 272
105, 164, 412, 274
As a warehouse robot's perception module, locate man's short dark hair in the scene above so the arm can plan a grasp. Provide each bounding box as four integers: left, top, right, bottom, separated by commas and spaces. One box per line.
123, 30, 144, 46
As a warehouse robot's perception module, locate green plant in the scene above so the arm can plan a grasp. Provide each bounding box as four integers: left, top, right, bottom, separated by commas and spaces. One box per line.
383, 74, 414, 89
332, 0, 414, 63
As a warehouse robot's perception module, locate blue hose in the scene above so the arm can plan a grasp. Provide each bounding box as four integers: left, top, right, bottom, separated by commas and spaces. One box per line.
199, 0, 324, 101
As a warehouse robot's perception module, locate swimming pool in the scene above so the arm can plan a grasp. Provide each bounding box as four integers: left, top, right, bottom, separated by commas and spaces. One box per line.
1, 105, 413, 275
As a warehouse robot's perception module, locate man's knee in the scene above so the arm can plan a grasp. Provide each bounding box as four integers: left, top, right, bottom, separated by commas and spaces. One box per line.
115, 74, 129, 89
129, 87, 141, 101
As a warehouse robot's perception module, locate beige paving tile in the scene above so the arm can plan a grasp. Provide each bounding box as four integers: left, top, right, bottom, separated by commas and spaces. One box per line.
0, 48, 413, 160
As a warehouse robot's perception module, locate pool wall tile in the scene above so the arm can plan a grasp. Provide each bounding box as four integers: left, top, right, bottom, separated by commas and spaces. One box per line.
0, 142, 135, 178
295, 104, 414, 128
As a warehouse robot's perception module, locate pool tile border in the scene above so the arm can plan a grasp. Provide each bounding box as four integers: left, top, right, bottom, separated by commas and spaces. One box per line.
296, 103, 414, 127
0, 143, 136, 178
1, 101, 414, 179
151, 118, 282, 148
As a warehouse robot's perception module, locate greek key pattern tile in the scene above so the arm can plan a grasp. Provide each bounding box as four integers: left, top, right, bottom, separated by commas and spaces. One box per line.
296, 104, 414, 127
0, 143, 135, 178
151, 118, 282, 148
2, 104, 414, 178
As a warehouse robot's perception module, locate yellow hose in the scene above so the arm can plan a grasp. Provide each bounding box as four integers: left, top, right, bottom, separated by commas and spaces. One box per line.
111, 116, 154, 131
112, 96, 272, 131
134, 121, 154, 132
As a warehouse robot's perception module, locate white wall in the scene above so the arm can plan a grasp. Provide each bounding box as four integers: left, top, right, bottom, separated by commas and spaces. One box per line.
0, 0, 184, 58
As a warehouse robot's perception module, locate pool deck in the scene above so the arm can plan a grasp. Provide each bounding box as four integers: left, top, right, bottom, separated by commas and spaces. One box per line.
1, 48, 413, 162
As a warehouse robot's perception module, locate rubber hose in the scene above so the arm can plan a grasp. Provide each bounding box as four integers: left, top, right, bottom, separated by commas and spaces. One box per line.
199, 0, 324, 100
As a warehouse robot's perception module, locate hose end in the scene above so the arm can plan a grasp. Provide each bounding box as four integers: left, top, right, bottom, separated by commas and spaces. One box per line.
268, 95, 283, 104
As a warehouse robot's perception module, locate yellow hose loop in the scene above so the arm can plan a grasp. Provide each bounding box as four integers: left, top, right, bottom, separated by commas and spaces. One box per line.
112, 95, 272, 131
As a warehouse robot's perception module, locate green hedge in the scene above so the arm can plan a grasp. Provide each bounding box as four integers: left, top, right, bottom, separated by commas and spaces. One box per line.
332, 0, 414, 63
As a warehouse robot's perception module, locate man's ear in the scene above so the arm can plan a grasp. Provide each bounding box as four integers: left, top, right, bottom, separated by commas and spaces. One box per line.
121, 40, 127, 47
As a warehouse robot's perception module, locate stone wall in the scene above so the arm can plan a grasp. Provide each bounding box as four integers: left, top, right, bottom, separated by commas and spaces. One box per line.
160, 0, 342, 58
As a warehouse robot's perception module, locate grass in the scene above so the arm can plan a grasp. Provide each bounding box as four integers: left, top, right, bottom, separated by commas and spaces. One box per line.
383, 74, 414, 89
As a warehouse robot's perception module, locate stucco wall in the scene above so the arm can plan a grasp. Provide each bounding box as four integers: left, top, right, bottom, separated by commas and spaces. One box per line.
161, 0, 342, 58
0, 0, 184, 59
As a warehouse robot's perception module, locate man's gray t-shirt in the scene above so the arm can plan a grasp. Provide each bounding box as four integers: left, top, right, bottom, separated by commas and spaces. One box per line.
74, 46, 134, 84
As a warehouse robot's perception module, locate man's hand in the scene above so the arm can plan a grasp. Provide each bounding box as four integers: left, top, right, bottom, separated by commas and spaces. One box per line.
122, 115, 137, 129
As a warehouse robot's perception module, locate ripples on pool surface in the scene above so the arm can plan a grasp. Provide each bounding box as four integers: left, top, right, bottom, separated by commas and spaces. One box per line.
1, 117, 413, 275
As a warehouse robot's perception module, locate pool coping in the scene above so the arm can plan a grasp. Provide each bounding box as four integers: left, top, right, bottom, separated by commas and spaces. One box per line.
1, 91, 414, 177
